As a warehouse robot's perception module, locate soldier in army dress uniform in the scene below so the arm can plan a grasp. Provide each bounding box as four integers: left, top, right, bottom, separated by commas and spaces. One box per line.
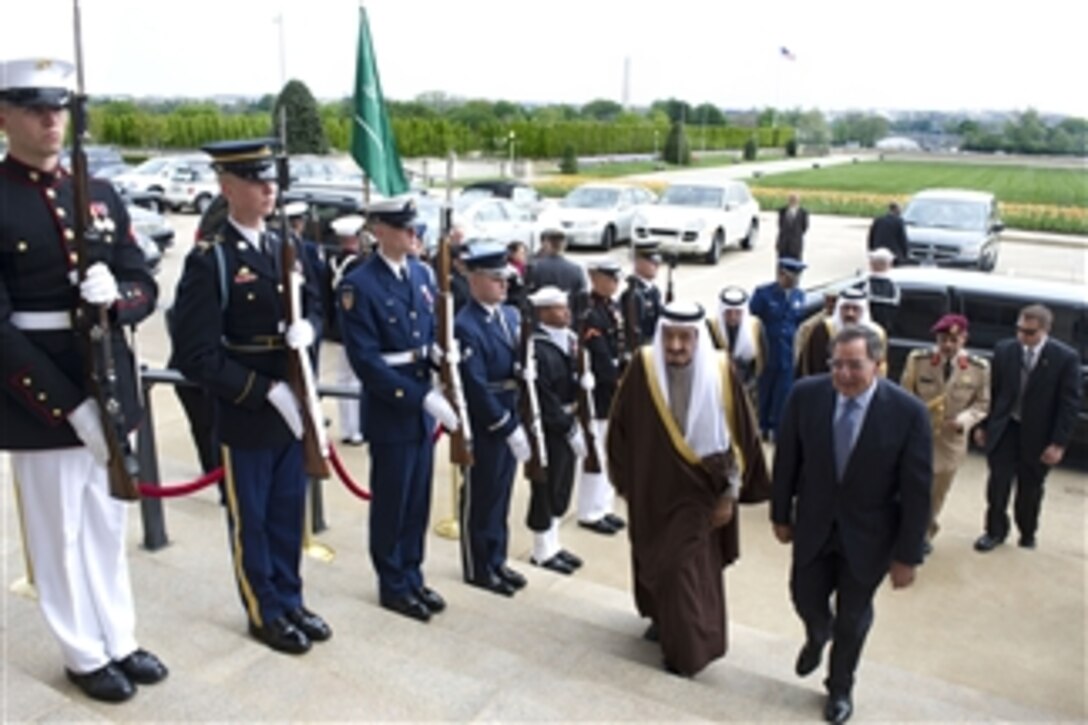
900, 314, 990, 553
619, 245, 663, 351
0, 58, 167, 702
171, 139, 332, 654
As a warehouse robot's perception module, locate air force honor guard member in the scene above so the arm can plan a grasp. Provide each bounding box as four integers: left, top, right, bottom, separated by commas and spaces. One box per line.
338, 196, 460, 623
171, 138, 332, 655
900, 314, 990, 553
0, 58, 167, 702
455, 242, 532, 597
749, 257, 806, 441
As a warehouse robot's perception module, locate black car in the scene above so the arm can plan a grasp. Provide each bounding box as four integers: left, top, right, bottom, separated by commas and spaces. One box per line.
802, 267, 1088, 451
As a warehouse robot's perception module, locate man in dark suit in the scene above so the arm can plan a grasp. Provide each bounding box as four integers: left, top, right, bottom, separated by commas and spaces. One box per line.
776, 193, 809, 261
972, 304, 1081, 552
867, 202, 909, 265
772, 325, 932, 724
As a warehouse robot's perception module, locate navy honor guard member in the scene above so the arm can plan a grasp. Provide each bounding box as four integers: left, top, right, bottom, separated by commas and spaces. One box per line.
338, 196, 459, 623
619, 246, 664, 349
749, 256, 806, 440
325, 213, 367, 445
576, 259, 628, 534
524, 286, 588, 575
900, 314, 990, 552
0, 58, 167, 702
455, 242, 531, 597
171, 138, 332, 654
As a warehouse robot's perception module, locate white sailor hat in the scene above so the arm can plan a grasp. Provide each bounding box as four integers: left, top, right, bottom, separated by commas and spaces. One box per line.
661, 301, 705, 323
719, 286, 749, 308
528, 285, 568, 308
868, 247, 895, 262
283, 201, 308, 218
0, 58, 75, 108
330, 214, 365, 237
366, 196, 417, 229
587, 259, 622, 278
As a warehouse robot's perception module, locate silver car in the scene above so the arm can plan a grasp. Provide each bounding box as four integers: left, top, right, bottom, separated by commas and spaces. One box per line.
903, 189, 1003, 271
536, 183, 656, 249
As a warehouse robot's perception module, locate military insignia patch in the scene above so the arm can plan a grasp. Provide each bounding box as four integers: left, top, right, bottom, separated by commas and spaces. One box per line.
420, 285, 433, 306
340, 287, 355, 311
233, 266, 258, 284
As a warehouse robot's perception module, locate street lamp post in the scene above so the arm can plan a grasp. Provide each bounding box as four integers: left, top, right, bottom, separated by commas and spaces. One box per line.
653, 129, 660, 160
508, 131, 516, 178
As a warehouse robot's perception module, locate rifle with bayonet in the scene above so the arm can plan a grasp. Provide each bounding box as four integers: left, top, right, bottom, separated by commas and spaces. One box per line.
71, 0, 140, 501
576, 319, 603, 474
663, 251, 678, 304
275, 115, 329, 479
519, 306, 548, 482
436, 206, 473, 465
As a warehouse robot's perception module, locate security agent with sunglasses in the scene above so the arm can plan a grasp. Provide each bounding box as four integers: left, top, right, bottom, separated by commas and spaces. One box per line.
338, 196, 459, 623
0, 58, 165, 703
171, 138, 331, 655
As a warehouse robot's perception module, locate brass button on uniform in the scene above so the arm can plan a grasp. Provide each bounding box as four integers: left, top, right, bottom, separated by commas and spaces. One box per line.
395, 389, 405, 398
247, 292, 256, 301
22, 377, 32, 387
45, 188, 56, 199
64, 229, 74, 241
37, 392, 47, 402
52, 408, 63, 418
17, 240, 28, 252
56, 208, 66, 219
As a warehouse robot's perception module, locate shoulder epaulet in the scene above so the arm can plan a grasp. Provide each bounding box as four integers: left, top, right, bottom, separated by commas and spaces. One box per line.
908, 348, 931, 359
193, 234, 223, 254
967, 354, 989, 368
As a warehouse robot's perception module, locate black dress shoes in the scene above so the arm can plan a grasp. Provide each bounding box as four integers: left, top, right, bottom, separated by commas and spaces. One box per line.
115, 648, 168, 685
249, 616, 312, 654
416, 586, 446, 614
380, 594, 432, 622
603, 513, 626, 531
66, 662, 136, 703
578, 518, 618, 535
497, 565, 527, 590
974, 533, 1005, 552
795, 638, 826, 677
1018, 535, 1037, 549
287, 606, 332, 642
824, 693, 853, 724
466, 572, 516, 597
531, 554, 575, 575
556, 549, 583, 569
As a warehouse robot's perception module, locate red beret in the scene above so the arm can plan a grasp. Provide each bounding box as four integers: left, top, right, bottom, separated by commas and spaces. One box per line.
931, 313, 969, 335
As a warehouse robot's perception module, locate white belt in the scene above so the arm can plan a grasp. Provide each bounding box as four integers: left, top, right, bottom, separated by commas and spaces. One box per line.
9, 310, 72, 331
381, 346, 428, 366
561, 403, 577, 414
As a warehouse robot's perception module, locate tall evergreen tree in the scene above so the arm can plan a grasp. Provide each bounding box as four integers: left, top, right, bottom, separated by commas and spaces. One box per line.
273, 79, 329, 154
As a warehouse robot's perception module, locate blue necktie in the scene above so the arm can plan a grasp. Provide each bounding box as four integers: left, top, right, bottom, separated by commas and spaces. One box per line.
834, 397, 861, 481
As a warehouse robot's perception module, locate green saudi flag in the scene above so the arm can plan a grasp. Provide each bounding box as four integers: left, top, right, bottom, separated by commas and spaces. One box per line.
350, 6, 409, 196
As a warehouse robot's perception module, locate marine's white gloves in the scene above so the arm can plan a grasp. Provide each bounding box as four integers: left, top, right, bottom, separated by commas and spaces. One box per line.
285, 319, 315, 350
567, 426, 588, 459
267, 381, 303, 439
579, 371, 596, 391
507, 426, 532, 462
80, 263, 120, 306
424, 390, 460, 432
68, 398, 110, 466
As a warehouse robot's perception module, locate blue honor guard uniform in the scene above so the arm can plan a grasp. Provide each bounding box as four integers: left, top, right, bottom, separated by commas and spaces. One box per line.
455, 242, 527, 596
337, 196, 446, 623
170, 139, 330, 654
749, 257, 806, 439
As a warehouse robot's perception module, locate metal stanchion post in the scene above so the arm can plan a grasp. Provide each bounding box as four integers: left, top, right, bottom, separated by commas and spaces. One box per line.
9, 478, 37, 599
303, 477, 335, 562
137, 376, 168, 551
433, 464, 461, 540
310, 475, 327, 534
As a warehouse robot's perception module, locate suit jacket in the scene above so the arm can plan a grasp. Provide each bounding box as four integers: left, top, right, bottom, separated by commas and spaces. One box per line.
771, 376, 932, 583
983, 337, 1081, 459
868, 213, 909, 262
776, 206, 809, 259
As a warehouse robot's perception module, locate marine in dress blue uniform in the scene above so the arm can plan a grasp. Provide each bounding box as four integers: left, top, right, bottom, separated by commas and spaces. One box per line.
749, 257, 806, 439
337, 196, 457, 623
171, 139, 332, 654
0, 58, 167, 703
455, 242, 531, 597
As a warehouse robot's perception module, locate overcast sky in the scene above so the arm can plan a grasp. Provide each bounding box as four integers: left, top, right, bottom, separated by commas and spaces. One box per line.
5, 0, 1085, 117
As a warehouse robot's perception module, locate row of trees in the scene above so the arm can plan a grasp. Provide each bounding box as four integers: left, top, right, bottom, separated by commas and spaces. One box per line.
84, 83, 1084, 158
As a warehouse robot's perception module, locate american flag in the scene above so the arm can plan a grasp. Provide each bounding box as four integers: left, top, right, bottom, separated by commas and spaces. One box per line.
780, 46, 797, 61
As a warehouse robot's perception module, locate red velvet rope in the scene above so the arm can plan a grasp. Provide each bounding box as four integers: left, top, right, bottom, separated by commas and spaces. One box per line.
328, 443, 371, 501
137, 467, 224, 498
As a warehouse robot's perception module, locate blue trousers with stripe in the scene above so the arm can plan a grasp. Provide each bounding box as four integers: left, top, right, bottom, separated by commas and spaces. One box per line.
368, 440, 434, 601
459, 432, 516, 582
222, 442, 306, 627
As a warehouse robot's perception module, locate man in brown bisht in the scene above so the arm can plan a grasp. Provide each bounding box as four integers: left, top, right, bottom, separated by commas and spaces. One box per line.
607, 300, 771, 677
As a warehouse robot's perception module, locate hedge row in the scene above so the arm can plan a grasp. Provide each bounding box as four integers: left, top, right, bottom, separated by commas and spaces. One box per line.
88, 109, 792, 159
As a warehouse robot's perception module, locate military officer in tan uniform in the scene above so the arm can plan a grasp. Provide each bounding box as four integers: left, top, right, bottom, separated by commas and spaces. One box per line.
900, 314, 990, 553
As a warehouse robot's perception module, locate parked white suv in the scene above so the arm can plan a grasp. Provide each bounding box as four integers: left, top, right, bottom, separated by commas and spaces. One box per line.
163, 159, 218, 214
113, 154, 210, 196
632, 180, 760, 264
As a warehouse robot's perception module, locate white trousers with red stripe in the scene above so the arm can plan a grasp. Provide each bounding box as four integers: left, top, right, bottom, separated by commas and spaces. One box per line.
10, 447, 138, 673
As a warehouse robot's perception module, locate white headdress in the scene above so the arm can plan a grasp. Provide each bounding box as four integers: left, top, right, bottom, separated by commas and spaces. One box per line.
716, 286, 757, 363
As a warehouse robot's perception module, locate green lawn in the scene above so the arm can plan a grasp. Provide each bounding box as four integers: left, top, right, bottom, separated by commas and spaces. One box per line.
749, 160, 1087, 207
